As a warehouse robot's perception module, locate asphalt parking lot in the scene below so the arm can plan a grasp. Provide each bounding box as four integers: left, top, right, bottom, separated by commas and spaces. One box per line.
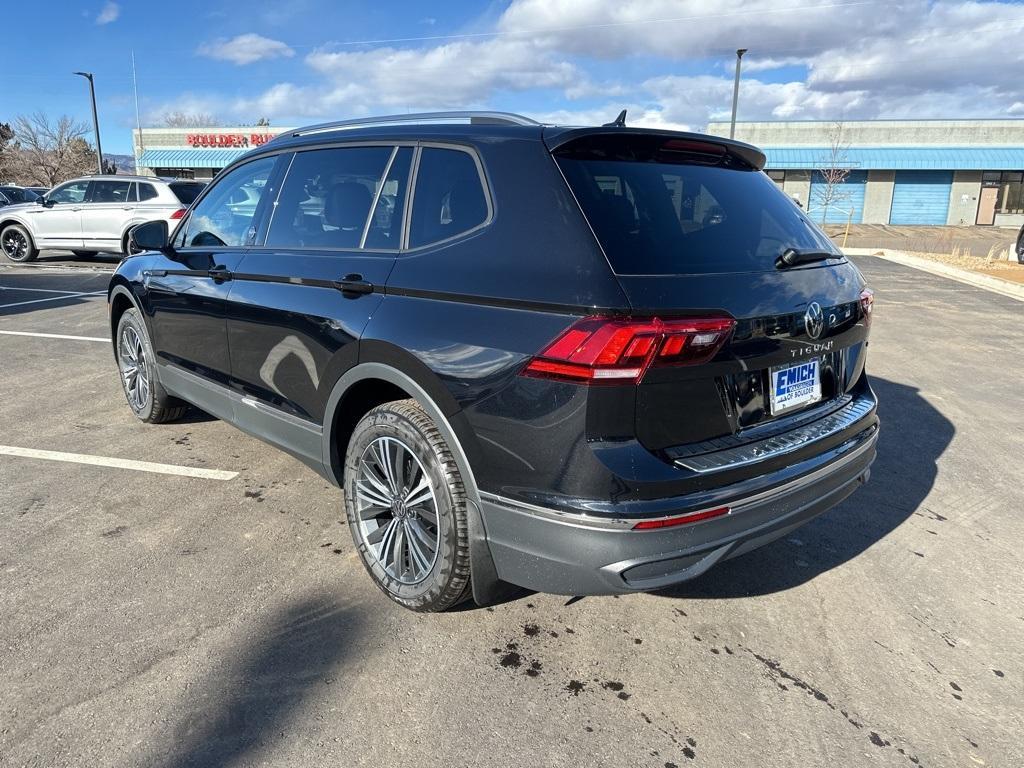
1, 255, 1022, 768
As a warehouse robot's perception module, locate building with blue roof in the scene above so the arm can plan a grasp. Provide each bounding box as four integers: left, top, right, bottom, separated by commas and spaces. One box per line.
706, 119, 1024, 228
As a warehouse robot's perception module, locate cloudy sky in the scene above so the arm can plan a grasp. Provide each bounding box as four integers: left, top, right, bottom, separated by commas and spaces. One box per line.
4, 0, 1024, 153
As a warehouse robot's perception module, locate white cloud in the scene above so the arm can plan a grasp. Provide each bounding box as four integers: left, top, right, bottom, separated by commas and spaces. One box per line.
177, 1, 1024, 128
95, 1, 119, 24
198, 33, 295, 65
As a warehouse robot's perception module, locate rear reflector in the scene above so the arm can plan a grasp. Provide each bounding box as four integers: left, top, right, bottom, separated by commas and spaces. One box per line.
632, 506, 730, 530
522, 315, 735, 384
170, 208, 186, 220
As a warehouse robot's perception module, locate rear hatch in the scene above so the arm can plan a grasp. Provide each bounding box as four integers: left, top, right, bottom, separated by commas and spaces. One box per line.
547, 129, 873, 458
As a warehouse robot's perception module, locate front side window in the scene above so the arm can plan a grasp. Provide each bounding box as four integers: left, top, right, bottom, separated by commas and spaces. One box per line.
408, 147, 489, 248
266, 146, 394, 249
89, 179, 133, 203
181, 156, 276, 248
48, 181, 89, 204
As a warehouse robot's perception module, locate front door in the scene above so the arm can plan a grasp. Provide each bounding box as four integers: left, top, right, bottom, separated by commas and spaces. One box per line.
146, 155, 282, 392
82, 178, 135, 251
976, 186, 998, 226
226, 144, 410, 429
31, 180, 89, 247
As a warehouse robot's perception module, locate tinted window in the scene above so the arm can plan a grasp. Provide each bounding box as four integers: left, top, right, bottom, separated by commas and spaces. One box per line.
408, 147, 488, 248
182, 157, 276, 248
48, 181, 89, 204
266, 146, 392, 249
169, 182, 203, 205
90, 179, 133, 203
364, 148, 412, 250
138, 183, 160, 201
556, 138, 837, 275
0, 187, 37, 202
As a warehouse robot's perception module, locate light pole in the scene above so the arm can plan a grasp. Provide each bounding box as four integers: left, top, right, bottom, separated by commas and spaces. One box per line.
73, 71, 104, 174
729, 48, 747, 140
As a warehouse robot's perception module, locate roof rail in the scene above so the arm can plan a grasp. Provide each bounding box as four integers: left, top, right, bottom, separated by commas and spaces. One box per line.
281, 111, 541, 139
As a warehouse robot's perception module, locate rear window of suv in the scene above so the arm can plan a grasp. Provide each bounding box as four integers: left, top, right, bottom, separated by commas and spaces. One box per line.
555, 135, 838, 275
169, 182, 205, 205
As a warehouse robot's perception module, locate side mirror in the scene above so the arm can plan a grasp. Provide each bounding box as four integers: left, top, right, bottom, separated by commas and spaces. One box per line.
130, 220, 170, 253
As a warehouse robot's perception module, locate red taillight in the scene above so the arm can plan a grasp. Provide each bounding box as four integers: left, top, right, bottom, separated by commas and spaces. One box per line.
170, 208, 186, 220
859, 288, 874, 327
522, 315, 735, 384
633, 506, 730, 530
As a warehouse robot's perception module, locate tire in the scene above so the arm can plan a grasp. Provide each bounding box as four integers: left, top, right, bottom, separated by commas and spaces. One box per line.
72, 250, 98, 258
115, 308, 189, 423
1016, 233, 1024, 264
1, 224, 38, 263
344, 399, 472, 612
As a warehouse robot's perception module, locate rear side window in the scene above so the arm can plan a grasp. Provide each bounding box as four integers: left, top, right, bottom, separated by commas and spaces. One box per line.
89, 179, 133, 203
408, 147, 489, 249
556, 136, 837, 275
139, 183, 160, 202
266, 146, 394, 250
168, 182, 203, 205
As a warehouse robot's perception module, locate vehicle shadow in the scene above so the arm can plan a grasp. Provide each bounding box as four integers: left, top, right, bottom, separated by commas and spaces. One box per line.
147, 594, 364, 768
0, 269, 111, 318
655, 376, 953, 599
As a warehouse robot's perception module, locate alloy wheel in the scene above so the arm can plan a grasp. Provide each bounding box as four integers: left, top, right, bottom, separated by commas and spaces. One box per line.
2, 230, 28, 260
118, 325, 150, 411
355, 436, 440, 584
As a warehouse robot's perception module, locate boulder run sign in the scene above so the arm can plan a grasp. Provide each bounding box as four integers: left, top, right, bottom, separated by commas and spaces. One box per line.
185, 133, 277, 148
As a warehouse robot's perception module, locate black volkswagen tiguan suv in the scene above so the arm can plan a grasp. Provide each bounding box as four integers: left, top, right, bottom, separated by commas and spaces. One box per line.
110, 111, 878, 612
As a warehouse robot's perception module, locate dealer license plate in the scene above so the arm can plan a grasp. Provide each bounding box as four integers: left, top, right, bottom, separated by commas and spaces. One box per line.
769, 359, 822, 415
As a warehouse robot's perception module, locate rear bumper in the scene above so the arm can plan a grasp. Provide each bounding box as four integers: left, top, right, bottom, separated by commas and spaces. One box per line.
479, 422, 878, 595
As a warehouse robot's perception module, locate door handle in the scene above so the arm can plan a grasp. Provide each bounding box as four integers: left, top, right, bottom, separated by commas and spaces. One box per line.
333, 274, 374, 296
208, 266, 233, 282
122, 206, 134, 210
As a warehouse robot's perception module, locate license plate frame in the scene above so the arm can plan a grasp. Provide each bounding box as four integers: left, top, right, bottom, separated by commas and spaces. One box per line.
769, 359, 822, 415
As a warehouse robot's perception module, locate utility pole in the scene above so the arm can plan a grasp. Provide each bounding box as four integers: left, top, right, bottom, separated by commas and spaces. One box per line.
74, 71, 104, 173
131, 52, 144, 174
729, 48, 747, 140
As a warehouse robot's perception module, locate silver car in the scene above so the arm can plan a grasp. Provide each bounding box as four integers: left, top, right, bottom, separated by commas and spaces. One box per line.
0, 175, 205, 262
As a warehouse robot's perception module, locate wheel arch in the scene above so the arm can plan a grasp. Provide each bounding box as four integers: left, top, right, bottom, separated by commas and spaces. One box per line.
108, 281, 144, 347
324, 350, 503, 605
0, 214, 35, 241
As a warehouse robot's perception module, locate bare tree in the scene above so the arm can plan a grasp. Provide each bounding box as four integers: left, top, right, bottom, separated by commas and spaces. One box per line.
0, 122, 14, 180
162, 111, 221, 128
8, 113, 95, 186
812, 122, 853, 225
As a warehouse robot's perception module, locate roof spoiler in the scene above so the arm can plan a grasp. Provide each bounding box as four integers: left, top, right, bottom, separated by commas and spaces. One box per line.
543, 127, 766, 171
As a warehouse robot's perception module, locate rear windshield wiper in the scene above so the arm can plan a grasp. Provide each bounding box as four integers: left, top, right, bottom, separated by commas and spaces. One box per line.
777, 248, 841, 269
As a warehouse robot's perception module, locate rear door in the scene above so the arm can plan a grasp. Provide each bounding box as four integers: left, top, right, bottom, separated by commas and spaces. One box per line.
552, 132, 872, 453
146, 155, 282, 395
225, 144, 410, 429
82, 178, 134, 250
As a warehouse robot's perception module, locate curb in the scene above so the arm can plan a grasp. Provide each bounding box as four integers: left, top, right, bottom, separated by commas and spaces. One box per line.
843, 248, 1024, 303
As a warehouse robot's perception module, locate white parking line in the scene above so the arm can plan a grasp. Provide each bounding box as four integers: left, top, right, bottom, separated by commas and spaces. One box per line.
0, 445, 238, 481
0, 291, 106, 310
0, 330, 109, 342
0, 286, 103, 295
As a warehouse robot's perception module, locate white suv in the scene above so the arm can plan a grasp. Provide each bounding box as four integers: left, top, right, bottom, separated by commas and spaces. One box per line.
0, 175, 205, 263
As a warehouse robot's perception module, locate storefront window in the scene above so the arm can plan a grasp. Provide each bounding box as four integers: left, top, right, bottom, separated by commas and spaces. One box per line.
766, 170, 786, 188
985, 171, 1024, 214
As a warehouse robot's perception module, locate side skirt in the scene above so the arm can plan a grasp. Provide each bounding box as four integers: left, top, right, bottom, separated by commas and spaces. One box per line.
157, 362, 330, 480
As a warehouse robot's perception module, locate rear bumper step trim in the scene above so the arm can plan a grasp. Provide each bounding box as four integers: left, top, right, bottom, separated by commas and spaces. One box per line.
674, 394, 875, 474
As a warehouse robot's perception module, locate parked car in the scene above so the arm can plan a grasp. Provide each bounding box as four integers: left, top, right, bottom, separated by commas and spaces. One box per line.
0, 176, 205, 262
1017, 223, 1023, 264
0, 185, 40, 205
109, 111, 878, 612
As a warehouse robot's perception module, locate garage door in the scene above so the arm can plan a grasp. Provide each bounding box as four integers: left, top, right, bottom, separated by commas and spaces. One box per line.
889, 171, 953, 225
809, 170, 867, 224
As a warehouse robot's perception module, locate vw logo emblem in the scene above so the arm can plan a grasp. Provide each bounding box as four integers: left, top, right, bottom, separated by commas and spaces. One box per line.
804, 302, 825, 340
